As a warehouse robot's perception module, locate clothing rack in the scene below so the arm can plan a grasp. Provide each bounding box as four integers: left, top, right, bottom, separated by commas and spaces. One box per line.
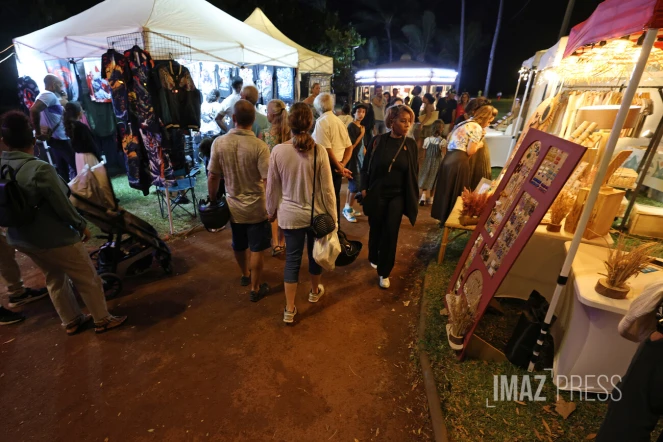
107, 31, 192, 62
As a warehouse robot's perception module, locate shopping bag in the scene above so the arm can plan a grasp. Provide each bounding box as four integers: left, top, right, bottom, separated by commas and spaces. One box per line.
313, 231, 341, 271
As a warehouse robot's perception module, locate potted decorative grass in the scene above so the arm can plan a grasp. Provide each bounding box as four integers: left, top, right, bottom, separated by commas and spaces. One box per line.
445, 293, 475, 350
459, 188, 490, 226
547, 190, 575, 232
596, 235, 662, 299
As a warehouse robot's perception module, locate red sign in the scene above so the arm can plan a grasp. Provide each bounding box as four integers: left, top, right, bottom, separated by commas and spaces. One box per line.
447, 130, 586, 360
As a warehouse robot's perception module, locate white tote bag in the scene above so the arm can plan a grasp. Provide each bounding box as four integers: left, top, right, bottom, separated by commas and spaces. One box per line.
313, 231, 341, 271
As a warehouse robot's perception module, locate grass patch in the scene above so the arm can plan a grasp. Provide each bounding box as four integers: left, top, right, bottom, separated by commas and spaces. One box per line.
86, 173, 207, 248
423, 234, 608, 441
492, 99, 514, 120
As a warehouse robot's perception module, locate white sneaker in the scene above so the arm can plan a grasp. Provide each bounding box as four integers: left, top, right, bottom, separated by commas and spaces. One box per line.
379, 277, 390, 289
352, 208, 362, 217
343, 208, 357, 223
308, 284, 325, 303
370, 262, 378, 269
283, 306, 297, 323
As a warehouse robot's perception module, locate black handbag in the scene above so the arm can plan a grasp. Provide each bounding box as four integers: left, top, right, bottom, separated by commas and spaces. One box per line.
309, 145, 336, 239
361, 135, 407, 217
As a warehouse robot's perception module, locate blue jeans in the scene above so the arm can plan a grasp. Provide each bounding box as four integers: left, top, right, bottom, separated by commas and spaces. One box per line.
283, 228, 321, 283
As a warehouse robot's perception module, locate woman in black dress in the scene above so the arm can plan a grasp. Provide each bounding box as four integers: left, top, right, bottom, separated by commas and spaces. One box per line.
63, 102, 101, 175
361, 105, 419, 289
431, 105, 496, 224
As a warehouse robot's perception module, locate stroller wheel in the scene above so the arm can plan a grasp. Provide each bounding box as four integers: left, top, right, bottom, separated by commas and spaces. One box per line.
100, 273, 122, 299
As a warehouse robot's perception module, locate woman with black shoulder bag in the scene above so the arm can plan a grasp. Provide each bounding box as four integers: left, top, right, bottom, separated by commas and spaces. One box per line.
267, 103, 337, 324
360, 105, 419, 289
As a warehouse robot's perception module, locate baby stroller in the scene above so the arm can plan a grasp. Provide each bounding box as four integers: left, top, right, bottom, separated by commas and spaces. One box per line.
69, 163, 172, 298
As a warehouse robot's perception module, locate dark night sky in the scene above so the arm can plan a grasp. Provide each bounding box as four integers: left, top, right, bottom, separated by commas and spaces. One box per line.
0, 0, 602, 109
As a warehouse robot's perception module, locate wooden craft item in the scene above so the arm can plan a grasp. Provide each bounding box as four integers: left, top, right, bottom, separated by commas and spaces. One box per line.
564, 187, 625, 239
503, 98, 561, 172
628, 204, 663, 239
608, 167, 638, 189
571, 121, 590, 140
602, 150, 633, 187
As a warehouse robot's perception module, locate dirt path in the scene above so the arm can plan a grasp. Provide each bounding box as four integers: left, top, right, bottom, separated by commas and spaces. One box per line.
0, 208, 439, 441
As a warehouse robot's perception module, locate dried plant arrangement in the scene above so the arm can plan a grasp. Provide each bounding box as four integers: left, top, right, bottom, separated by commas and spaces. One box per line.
445, 293, 475, 349
460, 188, 491, 225
547, 190, 576, 232
596, 234, 663, 299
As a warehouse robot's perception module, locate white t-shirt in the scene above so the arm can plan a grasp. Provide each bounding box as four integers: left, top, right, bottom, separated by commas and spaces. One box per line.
312, 111, 352, 162
218, 92, 241, 130
200, 101, 222, 134
36, 91, 67, 140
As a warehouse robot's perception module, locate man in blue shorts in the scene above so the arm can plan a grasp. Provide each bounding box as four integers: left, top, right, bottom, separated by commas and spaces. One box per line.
208, 100, 271, 302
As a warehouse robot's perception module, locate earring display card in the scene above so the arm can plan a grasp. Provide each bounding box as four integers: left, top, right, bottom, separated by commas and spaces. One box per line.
445, 130, 586, 361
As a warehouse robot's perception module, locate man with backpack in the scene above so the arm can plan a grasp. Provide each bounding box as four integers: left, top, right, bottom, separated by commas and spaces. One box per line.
0, 110, 126, 335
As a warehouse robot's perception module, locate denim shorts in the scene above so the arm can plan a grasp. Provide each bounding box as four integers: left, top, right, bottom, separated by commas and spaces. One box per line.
282, 228, 321, 283
347, 177, 360, 193
230, 220, 272, 252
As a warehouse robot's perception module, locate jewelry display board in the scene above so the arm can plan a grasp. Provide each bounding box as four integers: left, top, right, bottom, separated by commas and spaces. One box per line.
446, 130, 586, 360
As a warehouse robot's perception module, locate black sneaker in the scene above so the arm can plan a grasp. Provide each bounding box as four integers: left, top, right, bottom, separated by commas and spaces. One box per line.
250, 283, 270, 302
8, 287, 48, 308
0, 307, 25, 325
240, 273, 251, 286
173, 194, 190, 205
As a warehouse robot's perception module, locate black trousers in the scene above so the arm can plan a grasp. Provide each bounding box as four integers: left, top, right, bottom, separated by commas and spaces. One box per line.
597, 338, 663, 442
368, 194, 404, 278
48, 138, 76, 181
330, 164, 342, 228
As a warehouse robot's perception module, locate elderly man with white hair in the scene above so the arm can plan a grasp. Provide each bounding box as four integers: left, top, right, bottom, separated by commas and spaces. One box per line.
312, 93, 353, 225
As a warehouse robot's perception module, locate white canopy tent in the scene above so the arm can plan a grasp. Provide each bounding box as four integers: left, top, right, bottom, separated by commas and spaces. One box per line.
244, 8, 332, 75
13, 0, 299, 69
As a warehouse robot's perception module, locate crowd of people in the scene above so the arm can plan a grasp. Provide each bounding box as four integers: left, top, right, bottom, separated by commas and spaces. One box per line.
0, 76, 496, 328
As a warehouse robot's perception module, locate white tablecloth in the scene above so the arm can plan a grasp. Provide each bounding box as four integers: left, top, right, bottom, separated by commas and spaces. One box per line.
484, 129, 512, 168
552, 242, 660, 393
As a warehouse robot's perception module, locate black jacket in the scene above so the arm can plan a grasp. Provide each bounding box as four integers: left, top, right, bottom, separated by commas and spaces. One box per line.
153, 60, 202, 130
360, 133, 419, 226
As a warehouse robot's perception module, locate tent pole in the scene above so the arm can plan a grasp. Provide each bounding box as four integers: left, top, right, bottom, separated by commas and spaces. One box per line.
527, 28, 659, 372
507, 68, 533, 157
164, 182, 175, 236
620, 113, 663, 229
511, 74, 523, 114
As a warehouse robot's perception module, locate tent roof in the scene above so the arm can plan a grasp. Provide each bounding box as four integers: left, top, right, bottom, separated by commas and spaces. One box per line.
13, 0, 299, 68
244, 8, 332, 74
564, 0, 663, 57
538, 37, 568, 71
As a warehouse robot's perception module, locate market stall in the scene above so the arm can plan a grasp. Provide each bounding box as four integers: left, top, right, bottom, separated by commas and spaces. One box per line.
442, 0, 663, 392
353, 56, 457, 104
12, 0, 299, 233
244, 7, 333, 99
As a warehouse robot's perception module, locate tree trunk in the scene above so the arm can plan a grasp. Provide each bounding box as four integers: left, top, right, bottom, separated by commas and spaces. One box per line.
457, 0, 465, 91
484, 0, 504, 98
386, 25, 393, 62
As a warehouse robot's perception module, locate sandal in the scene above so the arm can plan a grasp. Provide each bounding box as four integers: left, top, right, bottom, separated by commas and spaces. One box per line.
66, 314, 92, 336
94, 315, 128, 334
271, 245, 285, 256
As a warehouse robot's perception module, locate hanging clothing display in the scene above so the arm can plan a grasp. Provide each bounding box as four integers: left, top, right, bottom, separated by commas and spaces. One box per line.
101, 49, 151, 195
44, 59, 79, 102
74, 62, 116, 138
17, 76, 40, 114
153, 60, 201, 131
125, 46, 175, 187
